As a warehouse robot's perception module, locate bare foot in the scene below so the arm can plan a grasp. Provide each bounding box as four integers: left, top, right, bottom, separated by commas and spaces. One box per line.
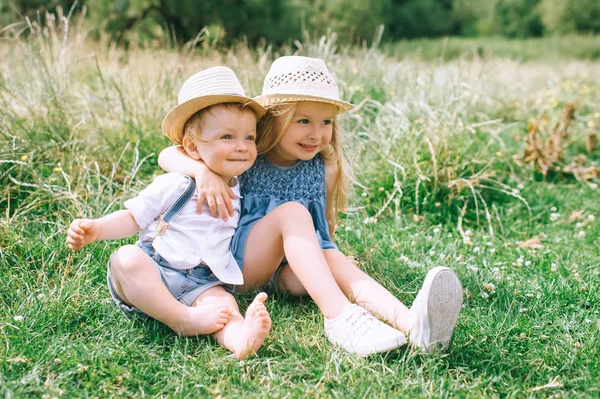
234, 292, 271, 359
171, 305, 231, 336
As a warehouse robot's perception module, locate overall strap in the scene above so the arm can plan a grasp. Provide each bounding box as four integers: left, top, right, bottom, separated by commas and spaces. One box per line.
155, 176, 196, 235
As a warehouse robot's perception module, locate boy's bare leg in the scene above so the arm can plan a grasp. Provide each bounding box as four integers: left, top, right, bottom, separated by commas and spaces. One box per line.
194, 287, 271, 359
277, 249, 411, 332
110, 245, 231, 336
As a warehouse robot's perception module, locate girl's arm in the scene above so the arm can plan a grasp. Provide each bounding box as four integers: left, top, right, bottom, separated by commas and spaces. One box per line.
325, 159, 339, 237
157, 146, 236, 221
66, 210, 139, 250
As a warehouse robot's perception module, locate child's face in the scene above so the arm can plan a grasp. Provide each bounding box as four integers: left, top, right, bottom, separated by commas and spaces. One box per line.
269, 102, 337, 167
186, 106, 258, 178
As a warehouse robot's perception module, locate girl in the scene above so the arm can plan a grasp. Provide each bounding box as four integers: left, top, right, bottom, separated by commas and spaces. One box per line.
158, 56, 463, 355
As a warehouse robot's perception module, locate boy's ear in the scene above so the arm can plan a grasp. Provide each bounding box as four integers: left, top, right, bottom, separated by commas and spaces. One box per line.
181, 136, 202, 160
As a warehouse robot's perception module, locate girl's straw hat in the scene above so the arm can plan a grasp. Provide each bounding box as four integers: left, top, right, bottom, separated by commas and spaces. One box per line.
254, 56, 353, 114
162, 66, 266, 144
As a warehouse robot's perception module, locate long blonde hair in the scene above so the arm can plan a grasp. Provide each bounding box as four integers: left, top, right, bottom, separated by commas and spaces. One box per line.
256, 103, 351, 230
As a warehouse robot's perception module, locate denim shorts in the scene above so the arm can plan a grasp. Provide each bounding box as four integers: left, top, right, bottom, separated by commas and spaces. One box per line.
107, 241, 234, 318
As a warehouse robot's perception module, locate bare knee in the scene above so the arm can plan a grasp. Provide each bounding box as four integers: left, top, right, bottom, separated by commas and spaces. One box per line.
277, 265, 308, 296
111, 245, 148, 275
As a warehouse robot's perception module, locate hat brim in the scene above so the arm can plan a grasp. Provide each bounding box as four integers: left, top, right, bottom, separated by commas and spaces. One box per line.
253, 94, 353, 114
162, 95, 267, 144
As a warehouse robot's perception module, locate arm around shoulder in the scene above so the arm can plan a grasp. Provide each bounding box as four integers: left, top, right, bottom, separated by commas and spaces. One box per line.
158, 145, 205, 176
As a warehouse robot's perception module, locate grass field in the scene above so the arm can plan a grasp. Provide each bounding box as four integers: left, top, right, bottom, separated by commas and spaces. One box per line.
1, 15, 599, 398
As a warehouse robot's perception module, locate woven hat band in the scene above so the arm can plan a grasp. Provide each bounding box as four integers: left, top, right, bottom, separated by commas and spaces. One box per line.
258, 56, 353, 114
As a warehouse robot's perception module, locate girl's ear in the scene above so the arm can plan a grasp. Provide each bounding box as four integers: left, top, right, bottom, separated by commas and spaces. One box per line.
182, 136, 202, 160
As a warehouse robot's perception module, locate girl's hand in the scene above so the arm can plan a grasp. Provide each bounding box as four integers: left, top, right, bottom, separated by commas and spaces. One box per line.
66, 219, 100, 250
194, 166, 237, 221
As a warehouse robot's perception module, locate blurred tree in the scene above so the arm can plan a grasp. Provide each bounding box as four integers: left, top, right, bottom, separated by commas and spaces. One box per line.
493, 0, 543, 37
386, 0, 456, 39
539, 0, 600, 34
308, 0, 392, 43
453, 0, 496, 36
2, 0, 599, 44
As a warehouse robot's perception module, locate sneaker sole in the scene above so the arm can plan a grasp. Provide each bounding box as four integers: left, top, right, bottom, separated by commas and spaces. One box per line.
422, 266, 463, 352
328, 333, 407, 356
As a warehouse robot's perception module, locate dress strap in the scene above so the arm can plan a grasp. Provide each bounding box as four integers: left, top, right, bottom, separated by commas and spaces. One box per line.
156, 176, 196, 235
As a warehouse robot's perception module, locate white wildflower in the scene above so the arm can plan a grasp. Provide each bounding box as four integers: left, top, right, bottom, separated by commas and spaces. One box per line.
524, 260, 532, 267
433, 227, 440, 234
517, 257, 524, 265
550, 212, 560, 222
483, 282, 496, 294
588, 214, 595, 222
13, 315, 23, 322
550, 206, 558, 212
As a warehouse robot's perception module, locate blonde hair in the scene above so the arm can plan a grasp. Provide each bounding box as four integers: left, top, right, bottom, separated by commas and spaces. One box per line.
256, 103, 351, 231
183, 102, 257, 140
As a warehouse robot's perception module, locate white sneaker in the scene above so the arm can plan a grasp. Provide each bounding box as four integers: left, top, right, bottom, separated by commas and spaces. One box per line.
324, 304, 407, 355
408, 266, 463, 352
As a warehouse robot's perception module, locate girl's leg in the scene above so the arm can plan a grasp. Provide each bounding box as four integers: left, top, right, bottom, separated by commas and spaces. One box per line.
193, 286, 271, 359
240, 202, 406, 355
279, 249, 463, 351
322, 249, 410, 331
239, 202, 350, 319
110, 245, 231, 336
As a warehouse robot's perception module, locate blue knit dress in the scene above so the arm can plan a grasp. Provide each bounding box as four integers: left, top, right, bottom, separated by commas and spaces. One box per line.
231, 154, 337, 269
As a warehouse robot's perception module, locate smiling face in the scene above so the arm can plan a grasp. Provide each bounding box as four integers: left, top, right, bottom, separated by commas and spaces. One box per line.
182, 104, 258, 178
266, 102, 337, 167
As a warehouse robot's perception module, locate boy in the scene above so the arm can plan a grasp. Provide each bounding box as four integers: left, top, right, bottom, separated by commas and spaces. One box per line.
67, 67, 270, 359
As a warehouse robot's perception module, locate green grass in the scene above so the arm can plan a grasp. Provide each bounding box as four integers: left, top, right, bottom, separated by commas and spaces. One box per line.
1, 15, 599, 398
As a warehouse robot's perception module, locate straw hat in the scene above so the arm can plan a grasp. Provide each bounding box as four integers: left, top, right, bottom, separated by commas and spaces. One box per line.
254, 56, 353, 114
162, 66, 266, 144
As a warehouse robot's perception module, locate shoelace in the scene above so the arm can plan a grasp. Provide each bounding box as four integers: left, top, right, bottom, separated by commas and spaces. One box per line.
345, 308, 378, 336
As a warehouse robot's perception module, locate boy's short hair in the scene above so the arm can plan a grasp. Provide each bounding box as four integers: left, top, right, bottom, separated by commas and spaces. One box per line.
183, 102, 256, 140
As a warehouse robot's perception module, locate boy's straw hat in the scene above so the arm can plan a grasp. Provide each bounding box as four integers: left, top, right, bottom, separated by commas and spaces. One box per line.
254, 56, 353, 114
162, 66, 266, 144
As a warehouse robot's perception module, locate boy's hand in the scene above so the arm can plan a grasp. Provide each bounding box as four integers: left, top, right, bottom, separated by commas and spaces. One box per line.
66, 219, 100, 250
195, 167, 237, 221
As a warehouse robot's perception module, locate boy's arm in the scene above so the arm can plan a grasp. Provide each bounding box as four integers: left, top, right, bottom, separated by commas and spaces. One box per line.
94, 210, 140, 240
158, 146, 236, 221
66, 210, 139, 251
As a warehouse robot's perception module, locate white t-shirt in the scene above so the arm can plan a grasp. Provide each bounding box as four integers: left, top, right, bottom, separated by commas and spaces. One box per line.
124, 173, 243, 285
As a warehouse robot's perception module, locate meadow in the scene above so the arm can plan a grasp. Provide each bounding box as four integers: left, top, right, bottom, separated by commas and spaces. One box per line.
1, 14, 599, 398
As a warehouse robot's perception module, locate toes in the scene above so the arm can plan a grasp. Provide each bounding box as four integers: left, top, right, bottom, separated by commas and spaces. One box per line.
254, 292, 268, 303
